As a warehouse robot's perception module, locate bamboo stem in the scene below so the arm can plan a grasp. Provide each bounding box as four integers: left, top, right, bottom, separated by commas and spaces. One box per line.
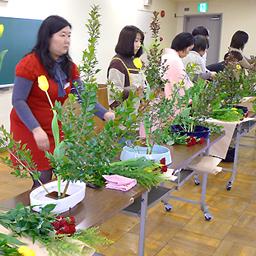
62, 181, 70, 198
57, 175, 61, 198
7, 149, 50, 194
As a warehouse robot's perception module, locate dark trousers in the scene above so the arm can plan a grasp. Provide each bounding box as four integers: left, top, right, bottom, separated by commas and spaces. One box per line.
207, 61, 225, 73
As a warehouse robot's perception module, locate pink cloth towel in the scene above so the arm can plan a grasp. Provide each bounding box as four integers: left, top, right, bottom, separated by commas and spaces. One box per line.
103, 175, 137, 191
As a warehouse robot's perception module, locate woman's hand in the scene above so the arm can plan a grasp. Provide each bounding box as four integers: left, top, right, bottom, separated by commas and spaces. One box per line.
104, 111, 115, 121
135, 86, 144, 98
32, 127, 50, 151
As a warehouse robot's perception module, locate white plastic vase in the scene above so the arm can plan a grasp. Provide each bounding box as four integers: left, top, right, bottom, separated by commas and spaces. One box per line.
30, 180, 86, 214
120, 145, 172, 164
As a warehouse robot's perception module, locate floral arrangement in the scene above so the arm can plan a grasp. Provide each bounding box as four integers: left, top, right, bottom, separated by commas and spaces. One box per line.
0, 203, 111, 256
0, 5, 165, 191
129, 11, 180, 153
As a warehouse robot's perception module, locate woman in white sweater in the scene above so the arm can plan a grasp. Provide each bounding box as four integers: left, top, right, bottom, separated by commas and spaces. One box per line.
183, 35, 216, 80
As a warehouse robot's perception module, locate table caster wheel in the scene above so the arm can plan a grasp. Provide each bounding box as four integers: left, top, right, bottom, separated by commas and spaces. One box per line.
164, 204, 172, 212
226, 181, 232, 191
194, 179, 200, 186
204, 213, 212, 221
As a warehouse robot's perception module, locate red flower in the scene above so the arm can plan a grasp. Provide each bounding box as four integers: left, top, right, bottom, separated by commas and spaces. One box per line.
52, 221, 61, 230
160, 158, 166, 165
186, 136, 206, 146
52, 215, 76, 235
160, 157, 168, 173
198, 137, 205, 144
186, 136, 197, 146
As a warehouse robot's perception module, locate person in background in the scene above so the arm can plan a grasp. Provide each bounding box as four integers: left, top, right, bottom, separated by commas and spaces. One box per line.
107, 25, 145, 109
192, 25, 210, 39
162, 32, 194, 99
10, 15, 114, 189
183, 35, 216, 80
192, 25, 225, 72
192, 26, 210, 63
225, 30, 253, 69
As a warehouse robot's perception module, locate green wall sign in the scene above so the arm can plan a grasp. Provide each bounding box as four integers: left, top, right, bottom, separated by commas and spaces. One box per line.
198, 2, 208, 13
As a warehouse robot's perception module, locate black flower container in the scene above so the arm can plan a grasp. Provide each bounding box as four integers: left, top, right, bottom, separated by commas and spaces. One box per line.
171, 125, 210, 139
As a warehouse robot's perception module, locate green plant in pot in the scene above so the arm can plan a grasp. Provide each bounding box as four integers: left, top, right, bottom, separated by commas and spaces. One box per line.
167, 78, 224, 145
120, 11, 178, 165
209, 62, 256, 121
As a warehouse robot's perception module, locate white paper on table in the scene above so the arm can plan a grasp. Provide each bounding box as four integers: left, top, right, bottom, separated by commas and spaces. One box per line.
188, 156, 222, 174
162, 169, 178, 181
206, 117, 255, 159
240, 96, 256, 112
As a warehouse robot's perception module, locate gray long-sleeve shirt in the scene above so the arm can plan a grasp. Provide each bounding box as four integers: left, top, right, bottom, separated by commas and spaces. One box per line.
12, 76, 107, 131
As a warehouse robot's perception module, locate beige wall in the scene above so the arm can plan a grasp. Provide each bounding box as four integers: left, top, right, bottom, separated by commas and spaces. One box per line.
0, 0, 175, 129
175, 0, 256, 61
0, 0, 175, 84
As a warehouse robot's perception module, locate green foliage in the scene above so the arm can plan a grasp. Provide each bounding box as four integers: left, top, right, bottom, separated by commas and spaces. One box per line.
73, 227, 111, 248
107, 158, 166, 189
211, 108, 243, 122
0, 125, 39, 180
47, 227, 112, 256
0, 203, 56, 244
132, 11, 183, 152
172, 79, 210, 132
0, 125, 49, 193
212, 63, 256, 107
80, 5, 101, 83
47, 237, 95, 256
0, 203, 111, 256
144, 11, 168, 91
47, 5, 145, 187
153, 127, 188, 146
0, 233, 24, 256
52, 89, 139, 187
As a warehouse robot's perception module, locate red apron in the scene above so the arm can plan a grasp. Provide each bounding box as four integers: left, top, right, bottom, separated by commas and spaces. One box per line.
10, 53, 79, 171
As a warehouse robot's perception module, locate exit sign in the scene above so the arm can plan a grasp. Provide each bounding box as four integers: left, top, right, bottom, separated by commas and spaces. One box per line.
198, 2, 208, 13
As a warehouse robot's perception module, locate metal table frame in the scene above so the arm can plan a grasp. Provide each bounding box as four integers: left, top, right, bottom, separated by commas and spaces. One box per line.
161, 137, 214, 220
224, 119, 256, 190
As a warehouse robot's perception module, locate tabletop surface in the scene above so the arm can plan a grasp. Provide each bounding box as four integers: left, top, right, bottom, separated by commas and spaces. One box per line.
0, 133, 223, 228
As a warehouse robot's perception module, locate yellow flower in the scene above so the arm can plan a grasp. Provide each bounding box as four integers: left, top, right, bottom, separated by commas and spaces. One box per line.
133, 57, 142, 69
38, 75, 49, 92
231, 107, 237, 111
18, 246, 36, 256
144, 167, 153, 173
236, 64, 241, 70
0, 24, 4, 38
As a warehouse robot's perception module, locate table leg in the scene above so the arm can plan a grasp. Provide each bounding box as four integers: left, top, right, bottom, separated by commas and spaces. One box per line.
138, 191, 148, 256
201, 173, 212, 221
226, 125, 241, 191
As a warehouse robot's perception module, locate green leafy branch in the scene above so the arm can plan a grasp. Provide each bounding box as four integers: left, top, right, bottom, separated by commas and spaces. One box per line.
0, 126, 49, 194
0, 204, 111, 256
